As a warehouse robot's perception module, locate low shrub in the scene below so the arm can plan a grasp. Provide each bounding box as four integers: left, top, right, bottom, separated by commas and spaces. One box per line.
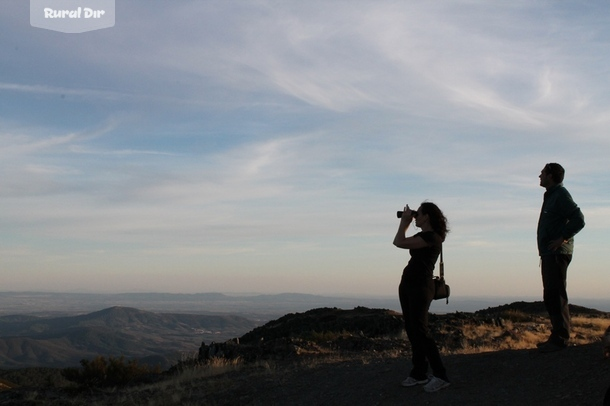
62, 355, 161, 387
498, 309, 533, 323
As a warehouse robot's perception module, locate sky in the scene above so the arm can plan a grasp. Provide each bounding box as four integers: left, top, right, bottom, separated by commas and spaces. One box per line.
1, 1, 609, 301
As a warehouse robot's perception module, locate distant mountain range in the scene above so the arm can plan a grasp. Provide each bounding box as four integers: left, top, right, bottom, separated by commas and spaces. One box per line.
2, 291, 609, 318
0, 306, 257, 369
0, 291, 403, 318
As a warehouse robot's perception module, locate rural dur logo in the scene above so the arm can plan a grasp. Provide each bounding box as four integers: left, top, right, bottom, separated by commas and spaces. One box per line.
30, 0, 115, 33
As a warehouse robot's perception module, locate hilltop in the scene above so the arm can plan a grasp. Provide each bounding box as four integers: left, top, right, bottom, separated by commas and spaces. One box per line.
1, 301, 610, 405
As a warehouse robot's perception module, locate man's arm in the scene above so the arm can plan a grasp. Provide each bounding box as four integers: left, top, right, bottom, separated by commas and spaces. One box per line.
560, 188, 585, 239
563, 207, 585, 239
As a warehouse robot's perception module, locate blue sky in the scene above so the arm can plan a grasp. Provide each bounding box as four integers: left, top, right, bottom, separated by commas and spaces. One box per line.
1, 1, 609, 301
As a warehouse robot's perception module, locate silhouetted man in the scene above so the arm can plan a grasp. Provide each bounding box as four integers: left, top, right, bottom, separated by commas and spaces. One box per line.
537, 163, 585, 352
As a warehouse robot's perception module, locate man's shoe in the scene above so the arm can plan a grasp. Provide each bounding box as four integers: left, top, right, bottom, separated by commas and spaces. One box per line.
401, 376, 429, 387
423, 376, 451, 392
536, 338, 551, 348
538, 340, 567, 353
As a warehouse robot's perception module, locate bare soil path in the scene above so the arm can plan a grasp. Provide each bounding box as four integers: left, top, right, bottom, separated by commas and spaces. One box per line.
204, 343, 610, 406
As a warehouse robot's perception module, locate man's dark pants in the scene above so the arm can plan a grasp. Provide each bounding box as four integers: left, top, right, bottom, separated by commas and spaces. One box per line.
541, 254, 572, 345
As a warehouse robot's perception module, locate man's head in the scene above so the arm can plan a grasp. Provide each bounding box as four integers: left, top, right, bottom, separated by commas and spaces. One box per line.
539, 163, 565, 189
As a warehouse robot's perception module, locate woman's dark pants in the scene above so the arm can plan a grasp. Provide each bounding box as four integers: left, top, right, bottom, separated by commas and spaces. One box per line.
399, 277, 448, 381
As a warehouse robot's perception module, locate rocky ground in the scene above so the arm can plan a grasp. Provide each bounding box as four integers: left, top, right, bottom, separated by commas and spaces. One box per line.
1, 302, 609, 405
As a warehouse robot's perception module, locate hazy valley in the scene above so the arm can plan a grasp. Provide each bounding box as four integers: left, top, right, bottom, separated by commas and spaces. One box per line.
0, 291, 405, 370
0, 306, 259, 369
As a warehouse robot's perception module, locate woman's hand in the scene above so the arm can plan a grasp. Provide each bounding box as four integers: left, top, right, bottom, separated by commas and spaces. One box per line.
394, 204, 413, 248
394, 204, 429, 249
401, 205, 413, 223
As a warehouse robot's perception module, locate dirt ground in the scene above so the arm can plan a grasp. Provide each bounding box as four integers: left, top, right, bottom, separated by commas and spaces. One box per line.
1, 343, 609, 405
195, 342, 610, 406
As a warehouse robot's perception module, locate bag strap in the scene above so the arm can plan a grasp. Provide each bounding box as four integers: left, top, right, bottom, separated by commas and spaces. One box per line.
439, 244, 444, 280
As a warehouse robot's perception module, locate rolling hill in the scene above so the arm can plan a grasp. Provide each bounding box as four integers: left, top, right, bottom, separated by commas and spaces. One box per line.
0, 306, 257, 369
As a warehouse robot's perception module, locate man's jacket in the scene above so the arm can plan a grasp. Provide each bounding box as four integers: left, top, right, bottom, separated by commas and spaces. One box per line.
537, 183, 585, 256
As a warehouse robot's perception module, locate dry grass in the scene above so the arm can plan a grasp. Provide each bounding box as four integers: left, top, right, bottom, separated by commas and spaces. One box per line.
454, 322, 540, 354
572, 315, 610, 331
449, 315, 609, 355
571, 316, 609, 344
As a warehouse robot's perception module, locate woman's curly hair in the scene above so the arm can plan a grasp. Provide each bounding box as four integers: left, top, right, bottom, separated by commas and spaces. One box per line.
420, 202, 449, 242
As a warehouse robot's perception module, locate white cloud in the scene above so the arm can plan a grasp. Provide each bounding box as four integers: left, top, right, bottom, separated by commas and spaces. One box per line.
0, 1, 609, 299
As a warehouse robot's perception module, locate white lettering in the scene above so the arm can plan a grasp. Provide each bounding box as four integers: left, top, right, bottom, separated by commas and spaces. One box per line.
43, 7, 106, 19
43, 7, 80, 18
84, 8, 106, 18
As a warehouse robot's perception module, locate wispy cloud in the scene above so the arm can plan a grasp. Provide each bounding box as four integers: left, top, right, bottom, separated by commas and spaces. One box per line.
0, 82, 123, 99
0, 1, 608, 297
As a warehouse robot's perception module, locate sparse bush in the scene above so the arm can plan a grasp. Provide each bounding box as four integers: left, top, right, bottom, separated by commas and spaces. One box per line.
572, 316, 609, 331
62, 355, 162, 387
308, 330, 352, 342
498, 309, 533, 323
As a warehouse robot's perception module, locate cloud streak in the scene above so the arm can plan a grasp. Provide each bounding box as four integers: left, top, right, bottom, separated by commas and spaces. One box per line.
0, 1, 608, 299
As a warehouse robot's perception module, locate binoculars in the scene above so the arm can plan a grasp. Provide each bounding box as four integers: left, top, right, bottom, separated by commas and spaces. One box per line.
396, 210, 417, 218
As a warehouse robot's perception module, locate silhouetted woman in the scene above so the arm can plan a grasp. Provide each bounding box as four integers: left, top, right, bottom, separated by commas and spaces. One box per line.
393, 202, 450, 392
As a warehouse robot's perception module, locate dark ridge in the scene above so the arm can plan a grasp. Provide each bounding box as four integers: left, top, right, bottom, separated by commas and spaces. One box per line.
474, 301, 610, 317
239, 301, 610, 346
240, 307, 404, 344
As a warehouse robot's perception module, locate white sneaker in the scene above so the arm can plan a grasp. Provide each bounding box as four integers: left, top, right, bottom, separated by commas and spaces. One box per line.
401, 376, 429, 387
423, 376, 450, 392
